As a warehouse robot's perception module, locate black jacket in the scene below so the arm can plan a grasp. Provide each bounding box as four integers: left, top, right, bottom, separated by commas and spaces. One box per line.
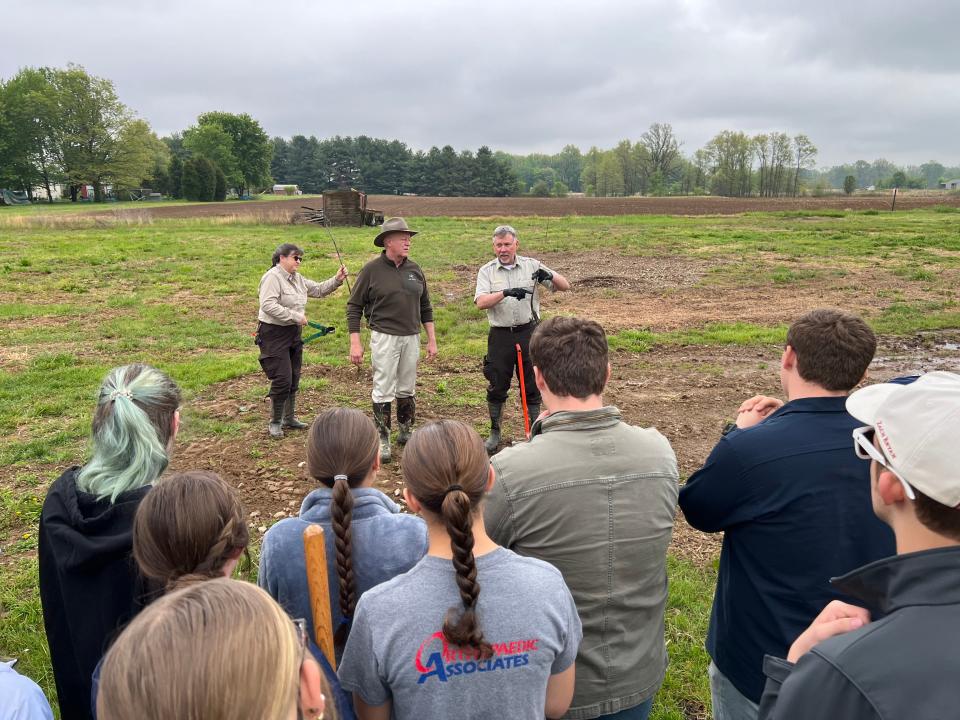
38, 467, 151, 720
759, 545, 960, 720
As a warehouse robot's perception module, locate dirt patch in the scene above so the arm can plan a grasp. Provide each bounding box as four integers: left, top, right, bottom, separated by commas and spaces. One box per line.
166, 334, 958, 565
58, 193, 960, 222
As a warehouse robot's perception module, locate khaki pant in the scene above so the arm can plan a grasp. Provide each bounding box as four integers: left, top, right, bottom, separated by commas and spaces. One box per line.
370, 331, 420, 403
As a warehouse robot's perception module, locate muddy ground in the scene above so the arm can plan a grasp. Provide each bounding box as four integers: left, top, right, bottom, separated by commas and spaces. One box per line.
165, 247, 959, 565
172, 333, 959, 568
70, 192, 960, 221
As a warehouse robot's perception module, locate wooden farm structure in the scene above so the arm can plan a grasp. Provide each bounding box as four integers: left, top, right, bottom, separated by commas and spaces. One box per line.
321, 189, 384, 226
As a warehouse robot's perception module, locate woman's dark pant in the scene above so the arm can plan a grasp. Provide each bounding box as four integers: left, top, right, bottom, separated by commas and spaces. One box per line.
257, 322, 303, 400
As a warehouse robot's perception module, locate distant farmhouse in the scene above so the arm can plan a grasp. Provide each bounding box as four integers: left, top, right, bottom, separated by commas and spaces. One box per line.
941, 179, 960, 190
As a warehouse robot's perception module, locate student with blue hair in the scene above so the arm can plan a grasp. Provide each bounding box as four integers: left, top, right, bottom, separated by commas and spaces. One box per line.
38, 364, 182, 720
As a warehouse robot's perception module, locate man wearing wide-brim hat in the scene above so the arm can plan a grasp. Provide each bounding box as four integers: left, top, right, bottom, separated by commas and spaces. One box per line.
346, 217, 437, 463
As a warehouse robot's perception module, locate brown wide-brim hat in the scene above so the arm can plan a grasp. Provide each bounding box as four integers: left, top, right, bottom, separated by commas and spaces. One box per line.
374, 217, 418, 247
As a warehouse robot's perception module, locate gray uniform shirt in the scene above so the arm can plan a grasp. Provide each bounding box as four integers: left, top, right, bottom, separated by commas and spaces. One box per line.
474, 255, 556, 327
258, 265, 342, 325
338, 547, 582, 720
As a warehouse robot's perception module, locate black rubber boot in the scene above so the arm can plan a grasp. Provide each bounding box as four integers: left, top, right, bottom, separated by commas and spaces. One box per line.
485, 401, 504, 455
282, 391, 308, 430
268, 396, 285, 439
373, 401, 392, 463
527, 402, 541, 427
396, 396, 416, 446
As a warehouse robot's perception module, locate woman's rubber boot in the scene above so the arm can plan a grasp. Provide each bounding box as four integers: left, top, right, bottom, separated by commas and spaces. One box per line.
282, 391, 308, 430
268, 396, 285, 439
485, 401, 503, 455
396, 396, 416, 446
373, 401, 392, 463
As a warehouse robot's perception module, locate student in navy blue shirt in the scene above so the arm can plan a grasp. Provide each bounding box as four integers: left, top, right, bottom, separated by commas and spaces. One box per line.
678, 309, 895, 720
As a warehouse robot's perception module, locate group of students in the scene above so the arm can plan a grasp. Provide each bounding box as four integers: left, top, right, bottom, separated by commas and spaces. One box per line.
7, 309, 960, 720
21, 356, 581, 720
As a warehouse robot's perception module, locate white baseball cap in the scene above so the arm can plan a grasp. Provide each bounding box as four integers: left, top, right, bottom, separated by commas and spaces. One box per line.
846, 371, 960, 507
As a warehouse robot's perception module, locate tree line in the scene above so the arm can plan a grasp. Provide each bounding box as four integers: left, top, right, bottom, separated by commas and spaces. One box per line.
269, 136, 519, 197
500, 125, 818, 198
3, 65, 957, 203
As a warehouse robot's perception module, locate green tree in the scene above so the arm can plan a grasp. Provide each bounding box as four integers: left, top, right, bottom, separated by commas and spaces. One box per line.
551, 181, 569, 197
843, 175, 856, 195
0, 67, 62, 201
639, 123, 682, 187
791, 134, 818, 196
182, 123, 238, 187
193, 112, 272, 195
891, 170, 907, 188
213, 164, 227, 201
48, 65, 160, 201
554, 145, 583, 192
596, 152, 625, 196
529, 179, 551, 197
181, 156, 217, 201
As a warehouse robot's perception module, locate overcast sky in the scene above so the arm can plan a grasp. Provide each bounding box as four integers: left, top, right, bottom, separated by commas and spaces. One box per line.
3, 0, 958, 167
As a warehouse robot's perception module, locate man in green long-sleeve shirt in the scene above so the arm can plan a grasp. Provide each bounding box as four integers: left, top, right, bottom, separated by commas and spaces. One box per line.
347, 217, 437, 463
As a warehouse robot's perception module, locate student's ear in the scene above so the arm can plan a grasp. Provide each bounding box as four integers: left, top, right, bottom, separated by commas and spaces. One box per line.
605, 363, 612, 385
373, 453, 382, 472
534, 366, 546, 392
299, 656, 325, 720
485, 464, 496, 493
172, 409, 181, 439
781, 345, 797, 372
876, 468, 907, 506
403, 487, 422, 513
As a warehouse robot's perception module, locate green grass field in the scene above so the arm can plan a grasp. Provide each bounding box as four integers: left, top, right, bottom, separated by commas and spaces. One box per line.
1, 206, 958, 718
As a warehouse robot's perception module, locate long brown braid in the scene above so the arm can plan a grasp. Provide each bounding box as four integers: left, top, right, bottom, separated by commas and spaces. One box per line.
133, 471, 249, 592
402, 420, 493, 659
306, 408, 379, 637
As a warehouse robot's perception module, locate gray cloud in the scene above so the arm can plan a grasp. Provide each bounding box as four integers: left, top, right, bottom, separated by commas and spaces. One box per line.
2, 0, 957, 166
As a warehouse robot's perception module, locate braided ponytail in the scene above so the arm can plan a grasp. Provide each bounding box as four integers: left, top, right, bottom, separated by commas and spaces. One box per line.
305, 408, 379, 644
402, 420, 493, 659
440, 488, 493, 658
331, 475, 357, 636
133, 471, 249, 591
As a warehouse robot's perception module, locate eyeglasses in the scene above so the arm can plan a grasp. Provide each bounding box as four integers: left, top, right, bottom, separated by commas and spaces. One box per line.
292, 256, 303, 263
852, 426, 916, 500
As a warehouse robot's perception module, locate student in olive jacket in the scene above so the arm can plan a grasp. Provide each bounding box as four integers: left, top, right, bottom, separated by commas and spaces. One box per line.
485, 317, 679, 720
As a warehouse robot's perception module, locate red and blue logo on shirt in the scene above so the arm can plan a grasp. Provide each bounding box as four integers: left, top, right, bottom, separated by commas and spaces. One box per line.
414, 631, 540, 684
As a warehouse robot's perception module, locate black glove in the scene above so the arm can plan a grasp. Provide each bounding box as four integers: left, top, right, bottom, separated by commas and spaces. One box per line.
531, 268, 553, 283
502, 287, 529, 299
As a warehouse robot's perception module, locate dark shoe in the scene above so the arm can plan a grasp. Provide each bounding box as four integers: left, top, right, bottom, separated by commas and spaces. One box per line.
268, 396, 285, 439
282, 392, 308, 430
485, 401, 504, 455
396, 396, 416, 446
373, 402, 392, 463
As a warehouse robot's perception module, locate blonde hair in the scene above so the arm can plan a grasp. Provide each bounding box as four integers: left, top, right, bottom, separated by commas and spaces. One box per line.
97, 579, 301, 720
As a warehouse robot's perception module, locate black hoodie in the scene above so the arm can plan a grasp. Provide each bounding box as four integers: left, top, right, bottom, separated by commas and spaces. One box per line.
38, 467, 152, 720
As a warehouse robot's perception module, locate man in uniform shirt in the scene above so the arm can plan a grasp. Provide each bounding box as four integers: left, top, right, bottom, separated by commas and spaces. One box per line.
347, 217, 437, 463
474, 224, 569, 454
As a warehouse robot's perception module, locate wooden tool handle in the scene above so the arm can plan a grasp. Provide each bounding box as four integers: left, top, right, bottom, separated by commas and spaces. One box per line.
303, 524, 336, 669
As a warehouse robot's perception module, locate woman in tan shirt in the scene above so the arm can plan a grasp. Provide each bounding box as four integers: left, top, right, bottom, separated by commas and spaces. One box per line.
257, 242, 347, 438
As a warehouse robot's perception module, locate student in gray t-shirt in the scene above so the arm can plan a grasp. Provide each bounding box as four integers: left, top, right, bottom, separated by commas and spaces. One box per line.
338, 420, 582, 720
